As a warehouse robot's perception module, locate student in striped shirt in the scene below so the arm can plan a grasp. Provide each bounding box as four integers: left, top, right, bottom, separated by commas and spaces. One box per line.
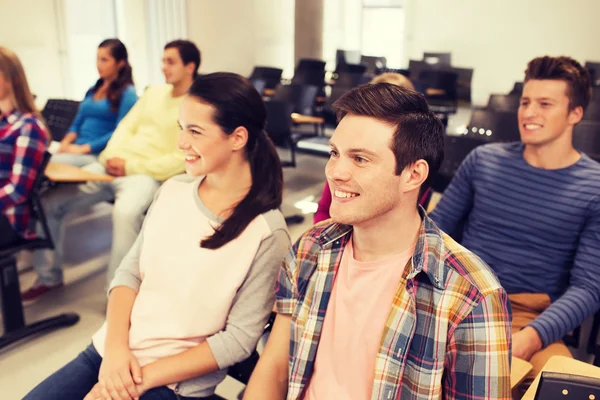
430, 56, 600, 393
245, 83, 512, 399
0, 47, 50, 247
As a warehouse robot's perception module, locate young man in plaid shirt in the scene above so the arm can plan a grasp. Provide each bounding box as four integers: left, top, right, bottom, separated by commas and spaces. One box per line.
245, 84, 512, 400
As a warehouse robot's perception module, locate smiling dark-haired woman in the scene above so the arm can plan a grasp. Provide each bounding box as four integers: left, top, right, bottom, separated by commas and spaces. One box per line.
24, 72, 290, 400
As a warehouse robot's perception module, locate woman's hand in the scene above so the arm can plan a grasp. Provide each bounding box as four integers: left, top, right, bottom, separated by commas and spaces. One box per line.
96, 344, 143, 400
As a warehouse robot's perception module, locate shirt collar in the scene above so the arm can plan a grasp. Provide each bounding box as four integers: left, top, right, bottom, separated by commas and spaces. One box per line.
1, 109, 22, 125
317, 206, 448, 290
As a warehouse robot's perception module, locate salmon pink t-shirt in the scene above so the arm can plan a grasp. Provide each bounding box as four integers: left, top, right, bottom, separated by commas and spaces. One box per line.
305, 237, 415, 400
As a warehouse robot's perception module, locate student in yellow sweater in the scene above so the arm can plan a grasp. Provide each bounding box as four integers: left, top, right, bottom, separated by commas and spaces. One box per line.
22, 40, 201, 302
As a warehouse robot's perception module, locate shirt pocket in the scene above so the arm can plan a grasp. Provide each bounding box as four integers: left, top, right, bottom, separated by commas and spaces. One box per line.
400, 335, 445, 399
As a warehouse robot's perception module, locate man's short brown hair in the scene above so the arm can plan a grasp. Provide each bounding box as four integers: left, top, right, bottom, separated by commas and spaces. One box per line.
524, 56, 592, 111
333, 83, 444, 185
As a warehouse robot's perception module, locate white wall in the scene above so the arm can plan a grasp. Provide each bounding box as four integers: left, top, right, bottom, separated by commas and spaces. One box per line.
63, 0, 117, 99
405, 0, 600, 105
115, 0, 151, 90
187, 0, 294, 78
0, 0, 66, 104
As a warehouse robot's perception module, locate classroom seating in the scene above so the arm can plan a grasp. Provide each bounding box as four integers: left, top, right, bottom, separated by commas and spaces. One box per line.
486, 94, 521, 112
423, 52, 451, 66
41, 99, 81, 142
0, 152, 79, 350
248, 66, 283, 90
464, 109, 520, 142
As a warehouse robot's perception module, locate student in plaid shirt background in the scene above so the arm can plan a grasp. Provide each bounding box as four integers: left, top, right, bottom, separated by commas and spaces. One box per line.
0, 47, 49, 247
244, 83, 512, 399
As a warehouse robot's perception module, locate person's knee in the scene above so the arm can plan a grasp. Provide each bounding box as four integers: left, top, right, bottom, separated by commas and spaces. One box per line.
112, 203, 148, 226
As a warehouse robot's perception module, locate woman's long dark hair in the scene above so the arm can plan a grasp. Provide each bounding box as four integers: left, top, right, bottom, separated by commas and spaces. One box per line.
188, 72, 283, 249
91, 39, 134, 111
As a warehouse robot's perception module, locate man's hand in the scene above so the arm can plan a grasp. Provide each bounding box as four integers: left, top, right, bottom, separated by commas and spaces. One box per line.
106, 158, 126, 177
512, 326, 543, 361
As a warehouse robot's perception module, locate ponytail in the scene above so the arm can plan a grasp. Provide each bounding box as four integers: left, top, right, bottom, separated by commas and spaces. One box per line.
188, 73, 283, 250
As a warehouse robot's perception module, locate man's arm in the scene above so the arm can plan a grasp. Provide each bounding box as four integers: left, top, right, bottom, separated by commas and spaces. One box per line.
429, 147, 479, 236
527, 204, 600, 347
244, 314, 291, 400
444, 289, 512, 400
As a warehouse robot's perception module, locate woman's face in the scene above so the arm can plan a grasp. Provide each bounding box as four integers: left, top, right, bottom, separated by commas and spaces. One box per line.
177, 95, 242, 177
96, 47, 120, 81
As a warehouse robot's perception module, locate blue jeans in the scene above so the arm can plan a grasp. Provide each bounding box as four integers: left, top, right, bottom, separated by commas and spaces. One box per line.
24, 344, 214, 400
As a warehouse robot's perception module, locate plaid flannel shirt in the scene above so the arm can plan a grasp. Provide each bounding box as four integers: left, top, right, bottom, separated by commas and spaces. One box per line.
0, 110, 49, 238
276, 208, 512, 400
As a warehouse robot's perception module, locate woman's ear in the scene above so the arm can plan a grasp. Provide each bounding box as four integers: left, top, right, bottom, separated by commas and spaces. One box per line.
230, 126, 249, 151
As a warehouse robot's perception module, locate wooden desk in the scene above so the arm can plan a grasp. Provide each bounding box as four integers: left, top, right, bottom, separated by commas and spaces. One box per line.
291, 113, 324, 124
45, 162, 114, 183
522, 356, 600, 399
512, 357, 533, 389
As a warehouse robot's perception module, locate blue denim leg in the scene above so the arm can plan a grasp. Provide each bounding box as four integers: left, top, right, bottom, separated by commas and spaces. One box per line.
23, 344, 101, 400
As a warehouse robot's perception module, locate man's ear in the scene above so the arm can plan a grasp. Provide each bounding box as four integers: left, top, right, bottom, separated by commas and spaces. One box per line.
568, 105, 583, 125
403, 160, 429, 192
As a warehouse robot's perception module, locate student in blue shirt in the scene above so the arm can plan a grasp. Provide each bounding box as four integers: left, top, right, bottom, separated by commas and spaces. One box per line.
52, 39, 137, 167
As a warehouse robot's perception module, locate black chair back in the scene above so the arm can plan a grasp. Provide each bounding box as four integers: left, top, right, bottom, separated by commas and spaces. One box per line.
487, 94, 521, 112
573, 121, 600, 161
510, 82, 524, 96
592, 86, 600, 101
291, 69, 326, 89
419, 70, 458, 107
360, 55, 387, 75
249, 67, 283, 90
586, 61, 600, 86
335, 49, 361, 68
41, 99, 81, 142
250, 78, 267, 96
583, 101, 600, 121
265, 100, 296, 168
296, 58, 326, 74
534, 372, 600, 400
423, 52, 451, 66
272, 84, 319, 115
335, 71, 367, 88
588, 311, 600, 367
409, 60, 473, 103
466, 110, 520, 142
431, 136, 485, 193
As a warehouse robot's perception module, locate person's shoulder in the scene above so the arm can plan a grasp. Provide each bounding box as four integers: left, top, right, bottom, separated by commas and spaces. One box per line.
259, 209, 289, 237
576, 154, 600, 176
441, 231, 504, 298
122, 84, 138, 96
159, 173, 198, 193
142, 84, 172, 98
476, 141, 521, 158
